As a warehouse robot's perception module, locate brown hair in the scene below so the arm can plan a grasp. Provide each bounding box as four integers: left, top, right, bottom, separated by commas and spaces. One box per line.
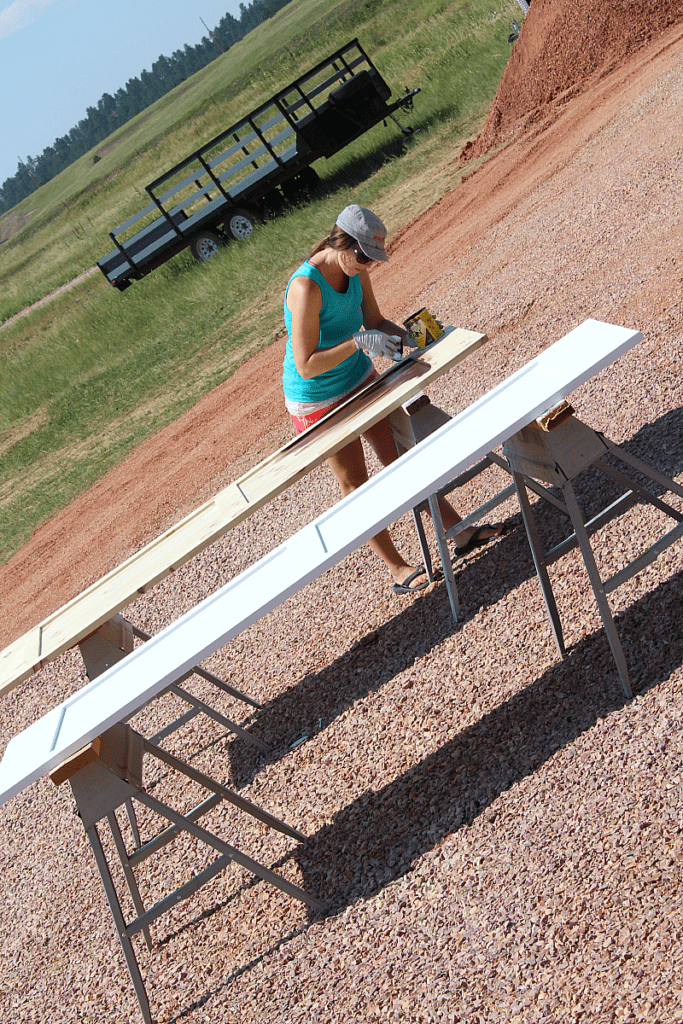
306, 224, 357, 261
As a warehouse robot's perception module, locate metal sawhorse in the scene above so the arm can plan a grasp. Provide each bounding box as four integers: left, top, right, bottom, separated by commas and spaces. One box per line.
503, 410, 683, 696
391, 396, 683, 697
48, 618, 326, 1024
389, 395, 567, 620
50, 725, 325, 1024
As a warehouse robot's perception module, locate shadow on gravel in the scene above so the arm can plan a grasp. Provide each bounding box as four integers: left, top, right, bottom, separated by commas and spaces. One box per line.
225, 404, 683, 789
293, 563, 683, 916
164, 564, 683, 1023
164, 408, 683, 1019
615, 405, 683, 484
225, 515, 528, 785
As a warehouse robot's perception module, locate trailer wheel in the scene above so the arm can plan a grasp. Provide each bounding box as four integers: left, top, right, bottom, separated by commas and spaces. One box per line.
226, 208, 256, 241
190, 229, 222, 262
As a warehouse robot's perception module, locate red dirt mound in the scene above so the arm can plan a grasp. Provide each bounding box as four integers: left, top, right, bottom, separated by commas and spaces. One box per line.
461, 0, 683, 162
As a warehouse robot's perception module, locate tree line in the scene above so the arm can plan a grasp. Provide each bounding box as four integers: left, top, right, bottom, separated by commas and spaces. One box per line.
0, 0, 292, 216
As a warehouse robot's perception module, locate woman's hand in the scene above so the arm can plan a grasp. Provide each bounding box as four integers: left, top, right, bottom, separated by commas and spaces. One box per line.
353, 330, 403, 361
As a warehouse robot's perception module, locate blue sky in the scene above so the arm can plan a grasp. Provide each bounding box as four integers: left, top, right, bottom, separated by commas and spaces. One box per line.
0, 0, 244, 186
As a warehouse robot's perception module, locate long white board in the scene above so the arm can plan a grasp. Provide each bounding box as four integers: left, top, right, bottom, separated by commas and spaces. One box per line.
0, 320, 643, 805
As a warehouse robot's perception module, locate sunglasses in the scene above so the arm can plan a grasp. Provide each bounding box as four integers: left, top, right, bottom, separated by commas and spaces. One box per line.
352, 246, 373, 265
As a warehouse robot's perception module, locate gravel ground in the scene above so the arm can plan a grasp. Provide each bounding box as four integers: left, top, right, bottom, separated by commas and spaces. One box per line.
2, 21, 683, 1024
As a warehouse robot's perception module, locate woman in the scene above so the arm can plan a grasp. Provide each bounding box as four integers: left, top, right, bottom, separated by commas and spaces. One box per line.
282, 204, 502, 593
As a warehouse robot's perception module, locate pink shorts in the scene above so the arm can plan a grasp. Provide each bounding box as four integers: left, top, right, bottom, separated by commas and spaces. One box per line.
289, 370, 379, 435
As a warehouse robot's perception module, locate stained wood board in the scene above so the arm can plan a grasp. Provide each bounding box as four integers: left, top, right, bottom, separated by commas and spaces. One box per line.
0, 319, 645, 806
0, 327, 486, 697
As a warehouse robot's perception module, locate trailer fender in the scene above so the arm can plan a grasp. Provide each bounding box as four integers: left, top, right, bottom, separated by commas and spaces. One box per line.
281, 167, 320, 203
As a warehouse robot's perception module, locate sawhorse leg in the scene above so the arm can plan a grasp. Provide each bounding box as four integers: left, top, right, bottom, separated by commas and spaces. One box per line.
85, 821, 153, 1024
562, 480, 632, 696
389, 399, 571, 622
511, 469, 566, 659
428, 492, 459, 620
53, 722, 325, 1024
504, 409, 683, 697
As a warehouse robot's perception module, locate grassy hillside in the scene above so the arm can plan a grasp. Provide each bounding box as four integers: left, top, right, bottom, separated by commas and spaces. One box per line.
0, 0, 520, 563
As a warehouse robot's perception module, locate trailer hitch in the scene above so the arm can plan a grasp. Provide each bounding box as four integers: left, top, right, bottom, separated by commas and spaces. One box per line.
398, 86, 420, 112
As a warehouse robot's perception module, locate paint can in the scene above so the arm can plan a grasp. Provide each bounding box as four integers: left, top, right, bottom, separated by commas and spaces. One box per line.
402, 307, 443, 349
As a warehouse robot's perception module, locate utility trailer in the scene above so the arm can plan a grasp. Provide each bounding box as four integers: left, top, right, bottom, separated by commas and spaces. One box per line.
97, 40, 419, 291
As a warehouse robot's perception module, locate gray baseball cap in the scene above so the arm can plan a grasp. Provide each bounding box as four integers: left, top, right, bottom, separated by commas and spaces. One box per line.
335, 204, 389, 262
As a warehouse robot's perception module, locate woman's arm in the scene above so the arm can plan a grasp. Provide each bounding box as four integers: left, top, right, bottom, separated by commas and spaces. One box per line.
287, 276, 359, 380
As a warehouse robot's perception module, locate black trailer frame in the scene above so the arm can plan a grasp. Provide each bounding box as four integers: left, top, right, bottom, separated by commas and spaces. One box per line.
97, 40, 419, 290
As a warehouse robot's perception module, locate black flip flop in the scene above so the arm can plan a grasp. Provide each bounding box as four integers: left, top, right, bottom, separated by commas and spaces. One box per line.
454, 523, 504, 558
392, 566, 430, 595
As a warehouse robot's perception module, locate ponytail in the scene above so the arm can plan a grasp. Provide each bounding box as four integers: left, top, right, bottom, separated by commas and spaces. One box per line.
306, 224, 357, 261
306, 235, 331, 260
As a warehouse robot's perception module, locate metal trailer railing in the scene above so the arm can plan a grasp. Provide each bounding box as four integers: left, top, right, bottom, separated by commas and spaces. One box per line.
97, 40, 419, 290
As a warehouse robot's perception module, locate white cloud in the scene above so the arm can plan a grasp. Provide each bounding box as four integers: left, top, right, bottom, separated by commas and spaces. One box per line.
0, 0, 59, 40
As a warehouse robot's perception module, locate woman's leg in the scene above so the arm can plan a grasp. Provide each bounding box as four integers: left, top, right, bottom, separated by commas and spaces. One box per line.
326, 437, 422, 588
362, 417, 502, 547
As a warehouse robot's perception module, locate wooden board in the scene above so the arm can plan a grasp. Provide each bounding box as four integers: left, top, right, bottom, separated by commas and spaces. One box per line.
48, 738, 101, 787
0, 327, 486, 697
0, 320, 645, 806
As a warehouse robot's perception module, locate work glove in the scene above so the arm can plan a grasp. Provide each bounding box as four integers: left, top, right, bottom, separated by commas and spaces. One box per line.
353, 330, 403, 361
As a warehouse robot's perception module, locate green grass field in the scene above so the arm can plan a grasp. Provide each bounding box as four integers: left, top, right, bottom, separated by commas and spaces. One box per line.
0, 0, 519, 564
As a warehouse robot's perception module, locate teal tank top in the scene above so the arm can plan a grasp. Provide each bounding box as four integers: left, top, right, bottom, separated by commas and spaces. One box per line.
282, 262, 372, 404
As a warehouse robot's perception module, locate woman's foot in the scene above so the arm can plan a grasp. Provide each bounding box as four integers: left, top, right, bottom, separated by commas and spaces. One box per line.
454, 523, 504, 556
391, 565, 430, 594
